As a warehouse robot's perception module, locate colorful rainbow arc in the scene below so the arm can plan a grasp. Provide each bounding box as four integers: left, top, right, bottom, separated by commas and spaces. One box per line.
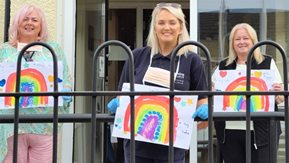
123, 96, 179, 144
5, 68, 48, 107
223, 76, 269, 112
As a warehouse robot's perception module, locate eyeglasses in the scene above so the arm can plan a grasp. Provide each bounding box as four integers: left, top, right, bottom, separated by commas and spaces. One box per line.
156, 3, 181, 9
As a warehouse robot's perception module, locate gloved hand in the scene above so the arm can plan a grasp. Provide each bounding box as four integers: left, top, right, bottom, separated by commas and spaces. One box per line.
61, 88, 72, 103
107, 98, 119, 113
192, 104, 208, 120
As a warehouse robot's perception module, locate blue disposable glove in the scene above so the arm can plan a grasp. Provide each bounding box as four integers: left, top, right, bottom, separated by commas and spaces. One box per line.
192, 104, 208, 120
61, 88, 72, 103
107, 98, 119, 113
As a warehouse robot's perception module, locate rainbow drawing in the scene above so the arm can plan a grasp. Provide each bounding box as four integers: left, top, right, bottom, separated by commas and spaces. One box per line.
123, 96, 179, 144
5, 68, 48, 108
223, 76, 269, 112
112, 83, 198, 149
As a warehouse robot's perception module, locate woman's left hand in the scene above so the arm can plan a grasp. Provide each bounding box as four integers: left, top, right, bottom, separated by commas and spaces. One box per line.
271, 83, 284, 104
271, 83, 283, 91
62, 88, 72, 103
192, 104, 208, 120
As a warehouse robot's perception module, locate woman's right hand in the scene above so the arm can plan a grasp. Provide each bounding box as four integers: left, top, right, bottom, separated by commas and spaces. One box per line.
211, 82, 216, 91
107, 98, 119, 113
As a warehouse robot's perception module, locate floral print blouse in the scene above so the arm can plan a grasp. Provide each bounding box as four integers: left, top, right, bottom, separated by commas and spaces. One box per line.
0, 41, 72, 161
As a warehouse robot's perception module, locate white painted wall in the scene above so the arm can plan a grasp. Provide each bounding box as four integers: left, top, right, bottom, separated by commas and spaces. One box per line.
57, 0, 76, 163
189, 1, 198, 163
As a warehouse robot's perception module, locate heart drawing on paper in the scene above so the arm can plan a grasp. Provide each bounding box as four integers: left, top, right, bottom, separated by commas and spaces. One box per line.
0, 79, 6, 87
219, 70, 227, 78
253, 71, 262, 78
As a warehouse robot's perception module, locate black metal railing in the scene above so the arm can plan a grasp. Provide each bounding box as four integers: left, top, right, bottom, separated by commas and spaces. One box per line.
169, 41, 213, 163
12, 42, 59, 163
0, 40, 287, 163
245, 40, 288, 163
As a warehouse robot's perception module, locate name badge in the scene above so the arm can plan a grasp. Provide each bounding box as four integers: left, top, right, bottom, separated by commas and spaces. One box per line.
17, 42, 43, 52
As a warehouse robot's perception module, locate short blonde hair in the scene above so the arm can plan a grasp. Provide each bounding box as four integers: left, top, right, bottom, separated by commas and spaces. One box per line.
9, 4, 48, 47
226, 23, 264, 66
146, 4, 193, 56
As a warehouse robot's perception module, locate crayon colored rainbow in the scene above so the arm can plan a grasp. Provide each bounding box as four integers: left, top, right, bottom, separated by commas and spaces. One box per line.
5, 68, 48, 107
223, 76, 269, 112
123, 96, 179, 144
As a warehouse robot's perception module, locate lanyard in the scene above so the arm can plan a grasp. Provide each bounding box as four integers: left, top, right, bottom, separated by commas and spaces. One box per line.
23, 51, 35, 62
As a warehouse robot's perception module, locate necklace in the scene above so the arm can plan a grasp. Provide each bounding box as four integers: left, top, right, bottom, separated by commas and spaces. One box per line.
23, 51, 35, 62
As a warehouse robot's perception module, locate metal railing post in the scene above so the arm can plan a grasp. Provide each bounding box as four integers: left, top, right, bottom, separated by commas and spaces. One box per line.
246, 40, 288, 163
14, 42, 59, 163
170, 41, 212, 163
92, 40, 134, 163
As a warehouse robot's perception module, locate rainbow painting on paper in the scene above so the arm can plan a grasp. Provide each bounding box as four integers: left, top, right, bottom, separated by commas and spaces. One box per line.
5, 68, 48, 107
214, 70, 275, 112
0, 62, 64, 109
112, 83, 198, 150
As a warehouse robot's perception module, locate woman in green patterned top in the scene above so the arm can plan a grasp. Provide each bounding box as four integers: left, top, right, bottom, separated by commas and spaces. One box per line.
0, 4, 72, 163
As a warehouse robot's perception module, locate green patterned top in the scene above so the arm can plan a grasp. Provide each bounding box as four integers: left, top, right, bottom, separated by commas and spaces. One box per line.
0, 41, 72, 161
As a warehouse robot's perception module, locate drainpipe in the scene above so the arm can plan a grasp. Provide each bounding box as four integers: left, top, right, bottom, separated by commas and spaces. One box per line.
4, 0, 11, 42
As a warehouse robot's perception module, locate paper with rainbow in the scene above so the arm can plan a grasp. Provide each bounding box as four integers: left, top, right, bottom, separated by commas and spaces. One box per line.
214, 69, 275, 112
112, 83, 198, 149
0, 62, 64, 109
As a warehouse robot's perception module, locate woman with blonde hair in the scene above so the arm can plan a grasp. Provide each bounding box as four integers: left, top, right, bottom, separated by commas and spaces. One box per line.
107, 3, 208, 163
212, 23, 283, 163
225, 23, 264, 66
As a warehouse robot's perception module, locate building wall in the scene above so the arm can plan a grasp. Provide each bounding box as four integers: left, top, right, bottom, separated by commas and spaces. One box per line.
0, 1, 75, 163
0, 1, 5, 43
0, 0, 58, 43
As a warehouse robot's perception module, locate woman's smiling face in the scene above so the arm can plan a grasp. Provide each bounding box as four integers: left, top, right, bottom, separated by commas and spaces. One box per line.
19, 10, 41, 41
155, 9, 182, 46
233, 28, 254, 57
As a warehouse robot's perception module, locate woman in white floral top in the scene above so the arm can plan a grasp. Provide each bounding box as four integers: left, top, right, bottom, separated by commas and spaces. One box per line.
0, 4, 72, 163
